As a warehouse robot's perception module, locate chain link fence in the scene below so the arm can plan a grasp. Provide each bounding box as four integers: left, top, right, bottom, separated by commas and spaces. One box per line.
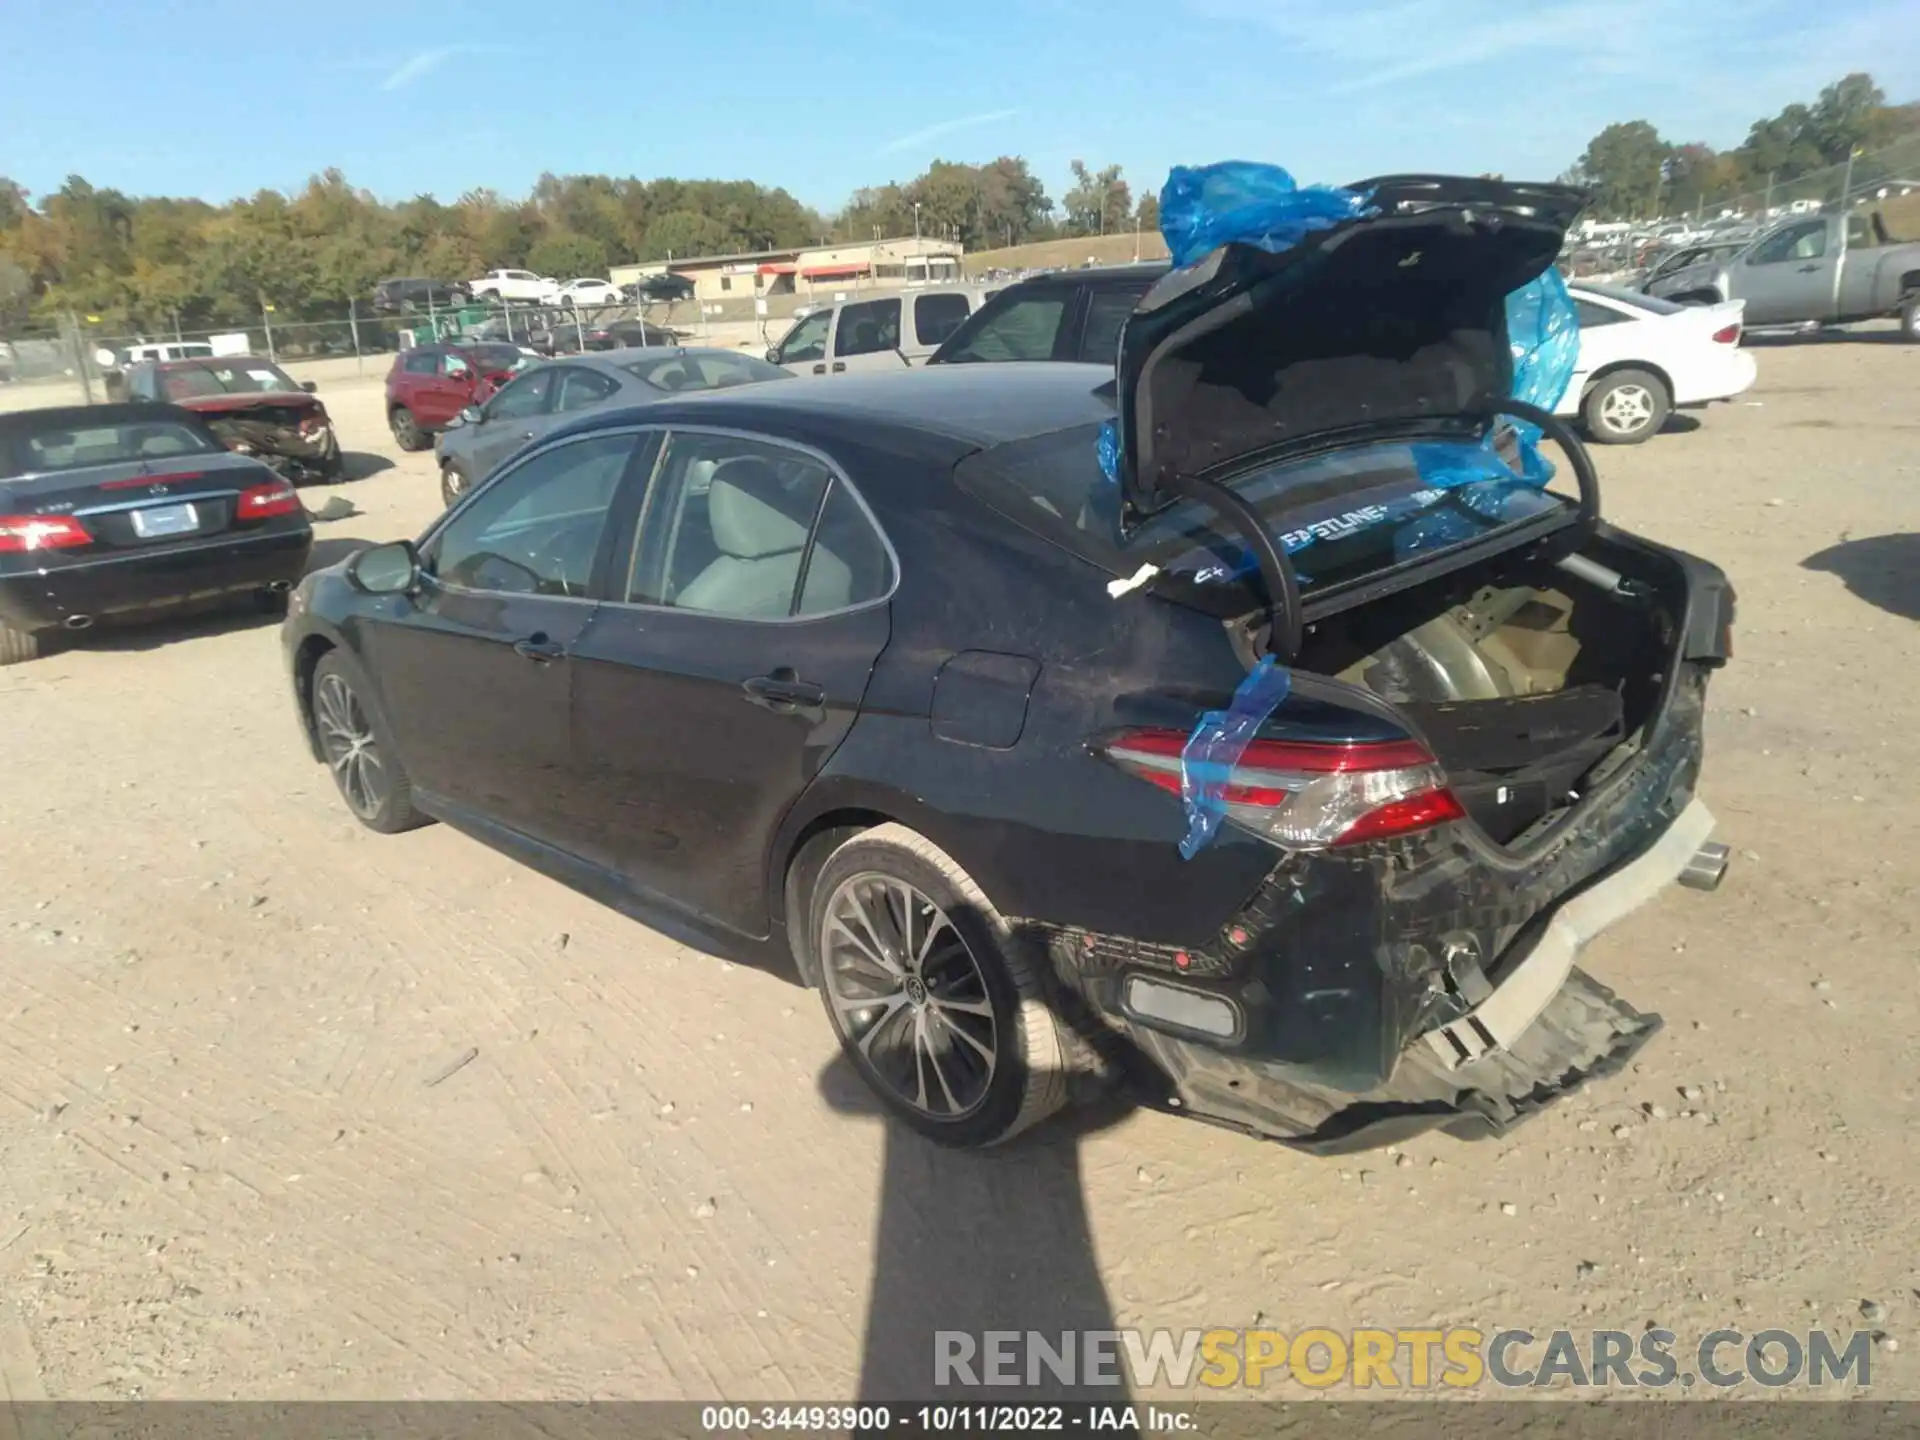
1689, 131, 1920, 227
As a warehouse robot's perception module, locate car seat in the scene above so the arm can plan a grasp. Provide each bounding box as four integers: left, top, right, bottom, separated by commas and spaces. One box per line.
675, 458, 845, 617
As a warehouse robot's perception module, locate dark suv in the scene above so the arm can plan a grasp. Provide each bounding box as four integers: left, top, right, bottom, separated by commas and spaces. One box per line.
928, 263, 1168, 367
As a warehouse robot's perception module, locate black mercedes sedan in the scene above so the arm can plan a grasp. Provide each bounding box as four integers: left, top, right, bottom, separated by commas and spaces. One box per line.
283, 176, 1734, 1154
1, 402, 313, 664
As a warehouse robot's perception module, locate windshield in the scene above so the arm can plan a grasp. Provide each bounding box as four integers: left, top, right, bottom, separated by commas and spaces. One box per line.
954, 423, 1574, 599
2, 416, 222, 477
161, 361, 300, 398
621, 352, 790, 392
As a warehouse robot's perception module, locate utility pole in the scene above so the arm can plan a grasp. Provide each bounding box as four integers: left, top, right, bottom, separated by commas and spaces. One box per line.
1841, 146, 1859, 212
1763, 171, 1776, 219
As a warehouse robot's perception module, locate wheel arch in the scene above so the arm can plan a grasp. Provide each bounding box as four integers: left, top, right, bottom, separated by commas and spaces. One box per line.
1581, 358, 1674, 405
291, 632, 338, 761
771, 781, 995, 987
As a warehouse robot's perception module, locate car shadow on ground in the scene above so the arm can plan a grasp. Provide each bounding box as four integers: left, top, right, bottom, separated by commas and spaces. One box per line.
1743, 326, 1908, 348
1802, 533, 1920, 621
1657, 413, 1703, 438
818, 906, 1148, 1428
335, 452, 394, 481
60, 602, 284, 655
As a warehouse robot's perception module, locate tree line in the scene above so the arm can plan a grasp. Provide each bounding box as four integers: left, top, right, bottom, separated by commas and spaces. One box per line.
0, 155, 1161, 337
6, 69, 1913, 336
1566, 72, 1919, 220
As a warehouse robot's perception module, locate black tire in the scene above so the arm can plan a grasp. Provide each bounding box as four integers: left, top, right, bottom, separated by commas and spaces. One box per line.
0, 619, 42, 666
1581, 368, 1671, 445
309, 653, 428, 834
440, 460, 471, 508
389, 405, 429, 452
808, 824, 1070, 1148
1900, 295, 1920, 344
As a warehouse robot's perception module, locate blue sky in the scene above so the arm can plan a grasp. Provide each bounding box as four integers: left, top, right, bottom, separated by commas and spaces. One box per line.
3, 0, 1915, 214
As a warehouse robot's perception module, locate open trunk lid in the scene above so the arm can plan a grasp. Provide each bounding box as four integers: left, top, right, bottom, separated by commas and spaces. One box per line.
1102, 175, 1593, 660
1114, 175, 1587, 526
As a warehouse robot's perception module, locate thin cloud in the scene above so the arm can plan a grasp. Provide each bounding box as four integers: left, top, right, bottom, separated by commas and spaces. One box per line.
378, 43, 508, 92
877, 108, 1018, 156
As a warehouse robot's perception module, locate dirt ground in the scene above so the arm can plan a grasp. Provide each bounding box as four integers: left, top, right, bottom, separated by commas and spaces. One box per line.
1, 332, 1917, 1405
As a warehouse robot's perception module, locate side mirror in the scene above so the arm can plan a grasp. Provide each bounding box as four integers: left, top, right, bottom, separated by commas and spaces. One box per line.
300, 380, 318, 393
346, 539, 420, 596
458, 404, 483, 426
765, 346, 780, 363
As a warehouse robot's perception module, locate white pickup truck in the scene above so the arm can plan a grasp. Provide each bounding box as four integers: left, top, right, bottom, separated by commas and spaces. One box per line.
468, 269, 561, 305
1645, 208, 1920, 339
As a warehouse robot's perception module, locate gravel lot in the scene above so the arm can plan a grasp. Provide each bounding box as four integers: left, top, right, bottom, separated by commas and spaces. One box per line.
1, 333, 1916, 1403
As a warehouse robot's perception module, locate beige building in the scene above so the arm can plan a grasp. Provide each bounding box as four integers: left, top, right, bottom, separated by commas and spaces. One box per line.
612, 235, 963, 306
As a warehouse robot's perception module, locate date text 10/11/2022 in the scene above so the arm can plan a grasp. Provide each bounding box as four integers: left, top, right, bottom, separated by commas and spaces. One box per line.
700, 1405, 1196, 1432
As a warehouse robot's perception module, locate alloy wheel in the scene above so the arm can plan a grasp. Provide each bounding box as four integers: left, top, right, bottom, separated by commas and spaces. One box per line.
1599, 383, 1655, 436
314, 671, 388, 820
820, 873, 998, 1120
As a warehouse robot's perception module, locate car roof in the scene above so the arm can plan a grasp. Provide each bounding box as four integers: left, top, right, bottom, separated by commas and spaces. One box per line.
0, 401, 203, 437
1004, 262, 1170, 288
150, 354, 275, 369
552, 361, 1115, 461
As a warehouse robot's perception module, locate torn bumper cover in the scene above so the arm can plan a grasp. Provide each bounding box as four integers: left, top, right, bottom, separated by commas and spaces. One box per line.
1034, 679, 1721, 1152
203, 410, 341, 483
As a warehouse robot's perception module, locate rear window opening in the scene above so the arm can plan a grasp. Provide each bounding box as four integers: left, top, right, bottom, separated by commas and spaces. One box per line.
1284, 549, 1680, 846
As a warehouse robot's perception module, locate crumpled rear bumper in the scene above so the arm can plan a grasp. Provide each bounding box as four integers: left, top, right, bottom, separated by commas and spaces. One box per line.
1057, 794, 1717, 1153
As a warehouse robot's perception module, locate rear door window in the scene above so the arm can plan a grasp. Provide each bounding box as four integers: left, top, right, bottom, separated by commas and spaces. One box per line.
933, 291, 1070, 363
1077, 285, 1151, 364
624, 432, 893, 619
553, 367, 619, 412
913, 291, 973, 346
833, 299, 902, 358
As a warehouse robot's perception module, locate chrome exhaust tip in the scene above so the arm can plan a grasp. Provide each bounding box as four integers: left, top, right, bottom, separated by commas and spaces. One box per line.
1679, 840, 1730, 893
63, 614, 94, 631
266, 579, 292, 593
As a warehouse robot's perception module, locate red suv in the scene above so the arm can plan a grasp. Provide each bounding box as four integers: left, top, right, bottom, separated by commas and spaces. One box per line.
384, 343, 528, 451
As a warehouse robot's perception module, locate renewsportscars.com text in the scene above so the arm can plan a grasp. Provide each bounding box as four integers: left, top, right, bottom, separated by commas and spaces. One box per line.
935, 1327, 1874, 1391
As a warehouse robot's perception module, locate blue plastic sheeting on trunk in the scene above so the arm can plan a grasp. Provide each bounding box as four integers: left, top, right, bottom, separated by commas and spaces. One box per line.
1178, 656, 1293, 860
1504, 266, 1580, 478
1154, 437, 1549, 591
1160, 161, 1374, 270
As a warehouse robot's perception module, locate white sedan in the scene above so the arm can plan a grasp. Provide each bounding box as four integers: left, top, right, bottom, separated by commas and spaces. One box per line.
553, 278, 623, 308
1563, 284, 1757, 444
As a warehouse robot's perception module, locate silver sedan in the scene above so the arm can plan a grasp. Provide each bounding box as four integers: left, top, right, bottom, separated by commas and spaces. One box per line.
432, 347, 792, 507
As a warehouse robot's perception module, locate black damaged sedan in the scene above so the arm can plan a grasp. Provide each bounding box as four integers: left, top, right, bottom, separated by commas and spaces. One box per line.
1, 402, 312, 664
283, 176, 1734, 1153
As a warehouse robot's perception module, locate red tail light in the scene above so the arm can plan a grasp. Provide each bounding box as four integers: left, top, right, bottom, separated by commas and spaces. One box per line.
1101, 727, 1465, 849
0, 514, 92, 553
1711, 323, 1741, 345
236, 479, 301, 520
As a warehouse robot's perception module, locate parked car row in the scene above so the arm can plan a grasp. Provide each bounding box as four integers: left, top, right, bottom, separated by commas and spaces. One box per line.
375, 272, 666, 314
912, 261, 1758, 444
289, 174, 1735, 1157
